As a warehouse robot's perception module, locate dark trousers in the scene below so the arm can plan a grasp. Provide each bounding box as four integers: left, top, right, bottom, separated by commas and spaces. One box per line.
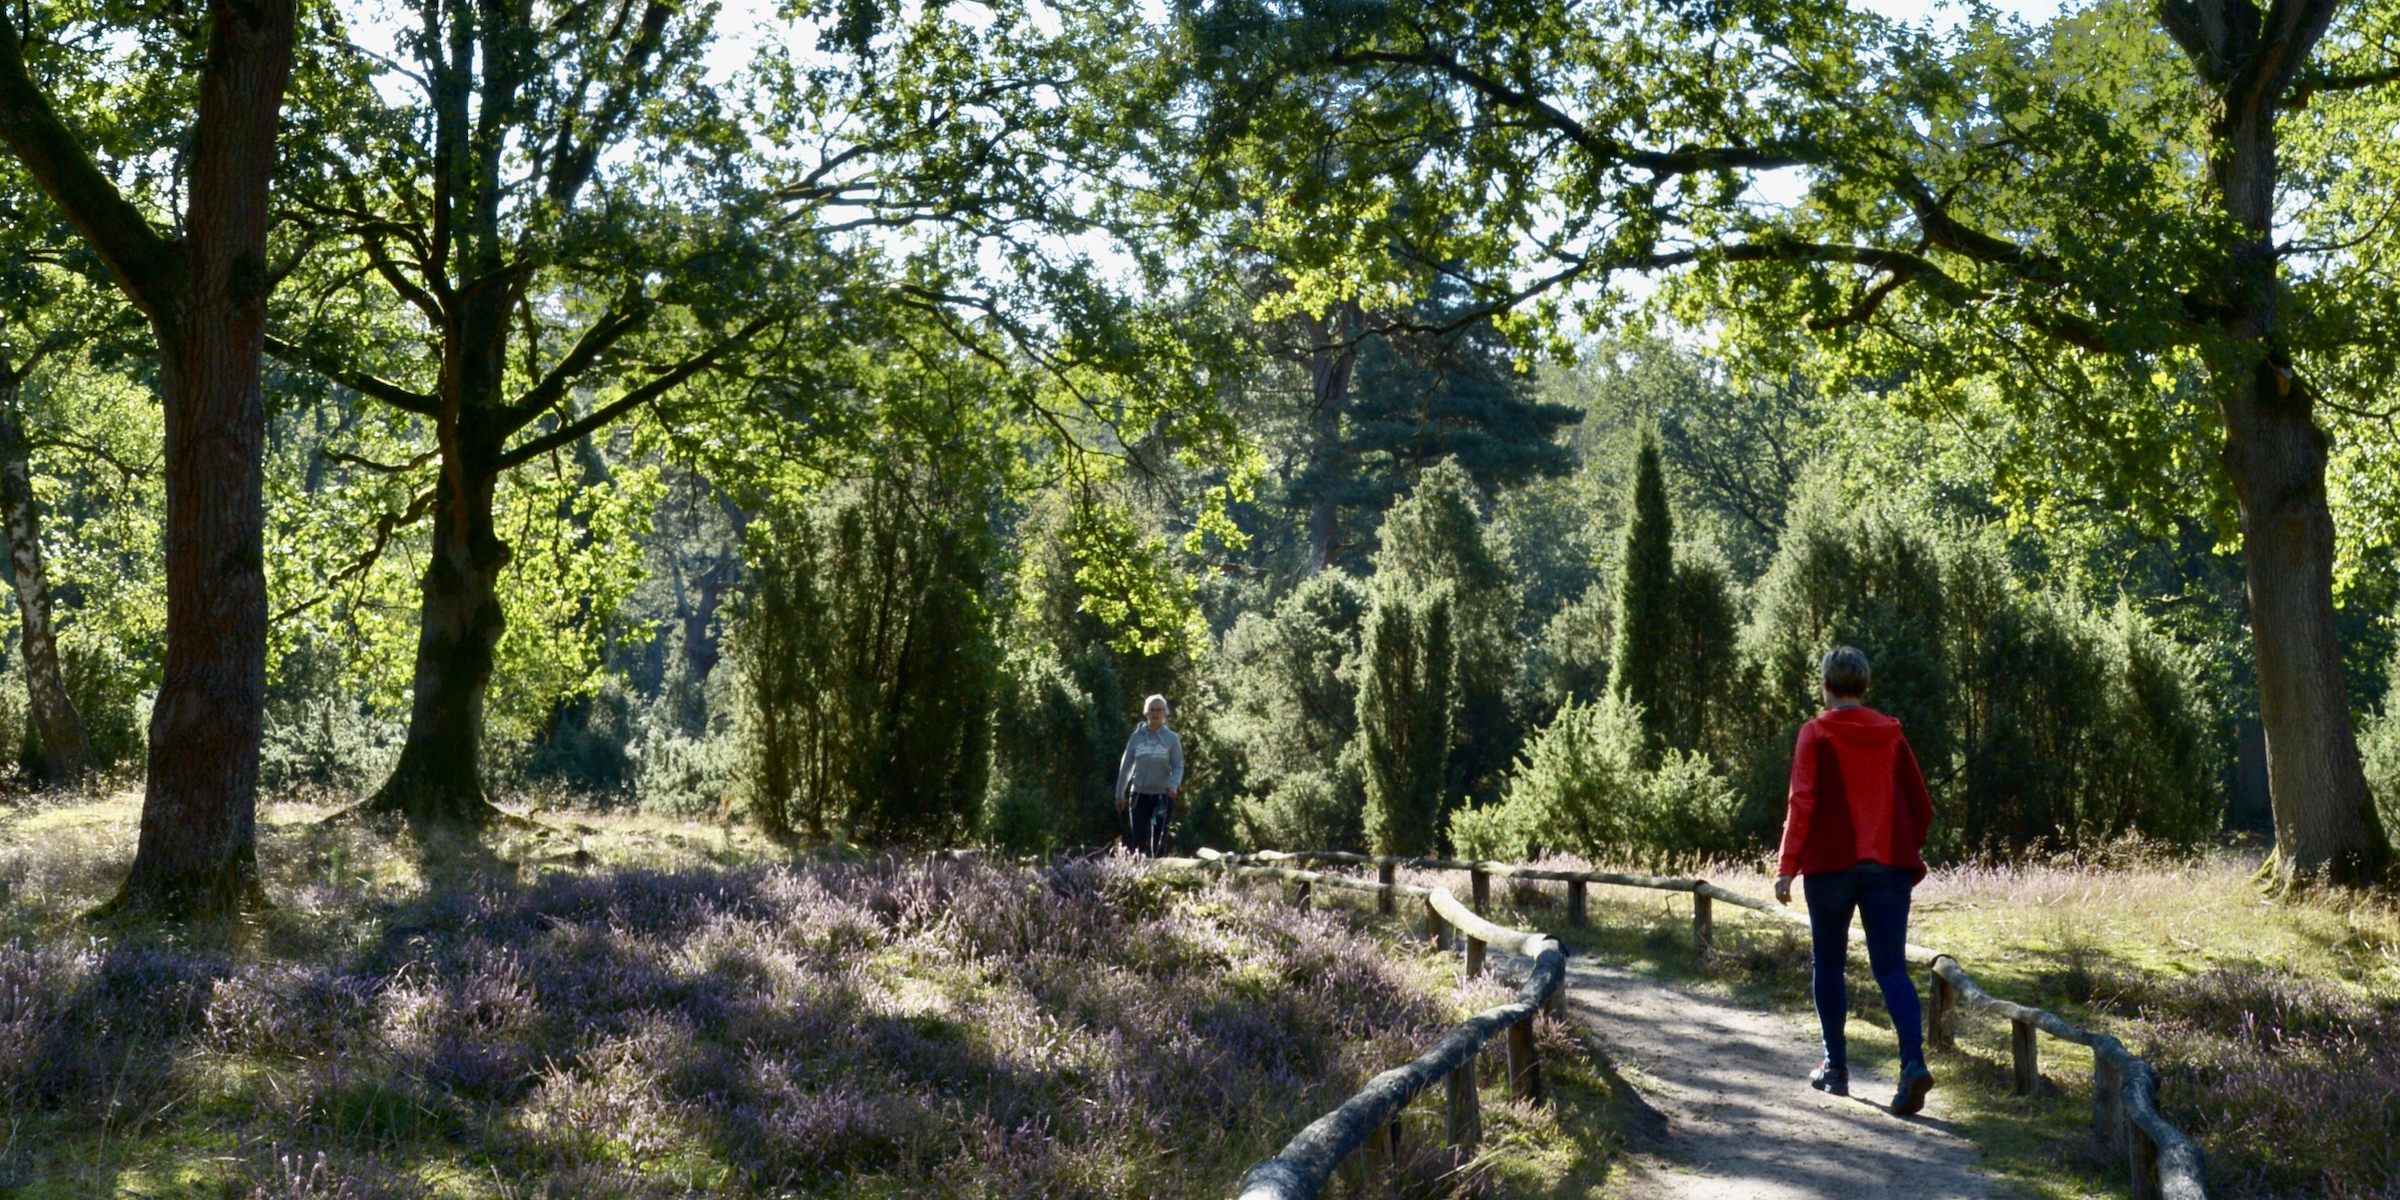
1127, 793, 1173, 856
1803, 863, 1925, 1072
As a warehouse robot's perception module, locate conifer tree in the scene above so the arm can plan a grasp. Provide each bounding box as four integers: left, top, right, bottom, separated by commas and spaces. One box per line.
1372, 461, 1518, 805
1663, 557, 1742, 759
1611, 434, 1676, 752
1356, 580, 1455, 856
1282, 283, 1580, 570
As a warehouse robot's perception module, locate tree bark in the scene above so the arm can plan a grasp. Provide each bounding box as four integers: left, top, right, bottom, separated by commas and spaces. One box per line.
113, 0, 296, 914
2221, 370, 2387, 883
2179, 4, 2392, 886
0, 371, 93, 783
1301, 305, 1358, 574
368, 461, 510, 823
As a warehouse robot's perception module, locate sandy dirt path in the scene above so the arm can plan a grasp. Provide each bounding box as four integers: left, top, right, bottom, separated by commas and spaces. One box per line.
1554, 958, 2003, 1200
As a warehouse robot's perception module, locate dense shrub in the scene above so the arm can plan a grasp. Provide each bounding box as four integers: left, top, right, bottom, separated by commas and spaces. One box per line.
2364, 708, 2400, 852
1737, 486, 2221, 858
1950, 582, 2219, 854
1660, 553, 1743, 760
1529, 584, 1612, 715
985, 648, 1114, 852
259, 696, 404, 798
735, 466, 997, 845
1237, 767, 1365, 853
627, 697, 738, 819
1220, 574, 1370, 851
1450, 692, 1739, 868
1739, 479, 1954, 801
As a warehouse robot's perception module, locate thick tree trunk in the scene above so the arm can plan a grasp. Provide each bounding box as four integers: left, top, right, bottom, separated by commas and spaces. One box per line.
2206, 71, 2391, 887
114, 0, 295, 915
368, 463, 510, 824
2221, 366, 2389, 884
0, 375, 92, 783
1, 0, 293, 912
1302, 307, 1357, 575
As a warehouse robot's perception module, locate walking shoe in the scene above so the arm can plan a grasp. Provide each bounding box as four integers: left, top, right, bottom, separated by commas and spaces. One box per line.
1809, 1059, 1848, 1096
1892, 1061, 1934, 1115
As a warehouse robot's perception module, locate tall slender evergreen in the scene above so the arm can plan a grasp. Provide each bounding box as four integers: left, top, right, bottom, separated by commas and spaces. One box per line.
1611, 434, 1676, 750
1357, 580, 1455, 856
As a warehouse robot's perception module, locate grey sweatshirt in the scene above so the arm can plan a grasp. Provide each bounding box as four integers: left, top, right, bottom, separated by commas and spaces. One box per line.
1116, 723, 1185, 799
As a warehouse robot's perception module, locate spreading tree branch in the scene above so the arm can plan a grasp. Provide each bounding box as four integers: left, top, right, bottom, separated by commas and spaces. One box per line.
264, 334, 441, 415
271, 485, 438, 623
0, 10, 180, 317
498, 291, 655, 436
494, 314, 772, 470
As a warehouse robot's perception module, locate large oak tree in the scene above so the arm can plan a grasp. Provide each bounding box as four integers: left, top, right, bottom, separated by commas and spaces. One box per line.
1175, 0, 2399, 886
0, 1, 297, 911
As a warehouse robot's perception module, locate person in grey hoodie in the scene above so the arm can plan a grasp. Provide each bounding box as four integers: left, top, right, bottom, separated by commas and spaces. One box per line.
1116, 694, 1185, 855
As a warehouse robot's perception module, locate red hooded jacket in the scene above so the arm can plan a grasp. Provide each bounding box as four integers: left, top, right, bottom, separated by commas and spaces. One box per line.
1776, 706, 1933, 883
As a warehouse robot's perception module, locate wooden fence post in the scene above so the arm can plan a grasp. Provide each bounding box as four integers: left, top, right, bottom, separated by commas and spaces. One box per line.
1466, 934, 1486, 979
2012, 1018, 2039, 1097
1930, 968, 1957, 1050
1507, 1017, 1544, 1104
1356, 1117, 1398, 1196
1692, 892, 1714, 955
1445, 1061, 1480, 1153
2093, 1052, 2125, 1155
1378, 863, 1396, 915
1471, 868, 1490, 915
2130, 1122, 2162, 1200
1567, 879, 1586, 927
1426, 896, 1448, 951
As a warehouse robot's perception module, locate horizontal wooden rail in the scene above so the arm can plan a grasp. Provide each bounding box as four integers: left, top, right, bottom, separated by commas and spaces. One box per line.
1245, 848, 1716, 893
1218, 847, 2208, 1200
1928, 956, 2206, 1200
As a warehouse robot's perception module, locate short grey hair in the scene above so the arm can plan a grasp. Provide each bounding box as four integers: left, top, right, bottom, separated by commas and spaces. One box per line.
1143, 694, 1171, 715
1820, 646, 1870, 698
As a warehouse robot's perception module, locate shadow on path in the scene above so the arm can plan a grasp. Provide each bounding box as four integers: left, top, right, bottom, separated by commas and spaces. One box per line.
1552, 958, 2000, 1200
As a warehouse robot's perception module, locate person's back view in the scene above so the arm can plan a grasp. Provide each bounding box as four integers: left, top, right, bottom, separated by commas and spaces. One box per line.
1774, 646, 1937, 1115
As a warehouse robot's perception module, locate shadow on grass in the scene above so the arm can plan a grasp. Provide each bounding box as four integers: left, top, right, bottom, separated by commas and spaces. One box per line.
0, 831, 1470, 1199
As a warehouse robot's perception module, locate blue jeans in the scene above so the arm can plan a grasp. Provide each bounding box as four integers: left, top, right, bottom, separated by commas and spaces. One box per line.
1803, 864, 1924, 1072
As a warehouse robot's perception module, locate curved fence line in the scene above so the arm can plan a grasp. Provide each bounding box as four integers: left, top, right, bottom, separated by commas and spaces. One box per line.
1151, 851, 1566, 1200
1202, 848, 2207, 1200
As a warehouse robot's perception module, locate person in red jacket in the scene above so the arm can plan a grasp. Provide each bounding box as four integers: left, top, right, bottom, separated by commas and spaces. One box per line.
1774, 646, 1936, 1115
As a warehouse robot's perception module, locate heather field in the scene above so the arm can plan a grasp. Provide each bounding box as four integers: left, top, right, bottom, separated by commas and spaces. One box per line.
1436, 850, 2400, 1200
0, 795, 1639, 1200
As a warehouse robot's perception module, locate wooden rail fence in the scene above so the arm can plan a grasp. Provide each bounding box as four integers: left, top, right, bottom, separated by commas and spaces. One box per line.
1151, 851, 1566, 1200
1177, 848, 2207, 1200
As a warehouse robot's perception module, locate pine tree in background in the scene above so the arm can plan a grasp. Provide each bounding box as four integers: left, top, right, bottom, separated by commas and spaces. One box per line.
1356, 580, 1455, 856
1281, 283, 1581, 571
1611, 434, 1677, 754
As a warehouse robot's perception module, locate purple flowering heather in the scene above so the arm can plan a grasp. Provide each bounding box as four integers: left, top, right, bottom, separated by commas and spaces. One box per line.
0, 832, 1456, 1198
